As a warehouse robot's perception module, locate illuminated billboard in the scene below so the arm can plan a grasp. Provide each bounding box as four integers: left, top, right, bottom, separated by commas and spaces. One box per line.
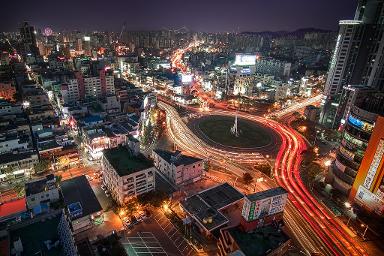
159, 63, 171, 69
348, 115, 374, 132
240, 68, 251, 74
181, 74, 193, 84
350, 116, 384, 215
83, 36, 91, 41
234, 54, 256, 66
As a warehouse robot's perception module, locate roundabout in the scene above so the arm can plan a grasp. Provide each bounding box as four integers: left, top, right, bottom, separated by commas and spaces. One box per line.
189, 114, 280, 154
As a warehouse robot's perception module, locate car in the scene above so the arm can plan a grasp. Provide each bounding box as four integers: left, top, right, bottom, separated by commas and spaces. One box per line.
131, 216, 139, 225
123, 220, 131, 228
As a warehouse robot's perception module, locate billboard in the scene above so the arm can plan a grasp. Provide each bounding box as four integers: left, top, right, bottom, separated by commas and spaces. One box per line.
234, 54, 256, 66
159, 63, 171, 69
181, 74, 193, 84
240, 68, 251, 74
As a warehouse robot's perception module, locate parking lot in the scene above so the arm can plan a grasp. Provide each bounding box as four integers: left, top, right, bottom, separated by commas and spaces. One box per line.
152, 210, 195, 256
122, 232, 167, 256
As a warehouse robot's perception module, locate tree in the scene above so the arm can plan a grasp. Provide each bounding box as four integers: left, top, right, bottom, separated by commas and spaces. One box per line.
55, 175, 62, 185
138, 190, 167, 207
58, 156, 70, 169
14, 182, 25, 197
303, 163, 322, 188
3, 166, 15, 175
243, 172, 253, 185
34, 159, 50, 174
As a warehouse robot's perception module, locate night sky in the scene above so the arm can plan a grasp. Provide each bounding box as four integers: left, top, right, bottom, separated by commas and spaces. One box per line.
2, 0, 356, 32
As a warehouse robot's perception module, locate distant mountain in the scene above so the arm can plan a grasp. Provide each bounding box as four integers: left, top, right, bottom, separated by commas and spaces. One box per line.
241, 27, 334, 37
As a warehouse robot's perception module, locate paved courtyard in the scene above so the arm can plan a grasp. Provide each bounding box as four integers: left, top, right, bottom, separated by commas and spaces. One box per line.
122, 232, 167, 256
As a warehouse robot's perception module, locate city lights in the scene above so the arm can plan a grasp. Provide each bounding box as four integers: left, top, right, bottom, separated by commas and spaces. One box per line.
1, 1, 381, 255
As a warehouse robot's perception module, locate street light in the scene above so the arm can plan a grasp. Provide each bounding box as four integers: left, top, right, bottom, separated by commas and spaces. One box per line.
119, 209, 126, 218
361, 223, 369, 239
324, 160, 332, 167
344, 202, 351, 208
163, 202, 170, 212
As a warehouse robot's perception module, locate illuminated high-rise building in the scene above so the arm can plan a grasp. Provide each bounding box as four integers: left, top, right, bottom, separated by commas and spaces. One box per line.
320, 0, 384, 128
350, 116, 384, 216
326, 92, 384, 196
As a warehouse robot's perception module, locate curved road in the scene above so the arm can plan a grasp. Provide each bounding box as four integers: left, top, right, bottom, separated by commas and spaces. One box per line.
159, 101, 367, 256
167, 42, 367, 256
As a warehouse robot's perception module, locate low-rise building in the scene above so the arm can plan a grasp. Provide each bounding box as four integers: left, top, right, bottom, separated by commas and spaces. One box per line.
274, 83, 291, 101
152, 149, 204, 185
241, 187, 288, 232
25, 174, 60, 213
0, 152, 38, 181
61, 175, 103, 235
102, 147, 156, 205
304, 105, 320, 122
180, 183, 244, 236
0, 134, 30, 154
9, 210, 77, 256
0, 100, 23, 116
218, 187, 290, 256
217, 225, 290, 256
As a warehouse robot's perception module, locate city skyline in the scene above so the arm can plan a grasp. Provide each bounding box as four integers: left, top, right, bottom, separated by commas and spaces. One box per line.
0, 0, 383, 255
2, 0, 356, 32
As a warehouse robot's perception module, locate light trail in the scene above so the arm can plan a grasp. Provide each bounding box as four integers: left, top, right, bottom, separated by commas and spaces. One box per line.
160, 101, 368, 256
266, 94, 323, 119
163, 44, 368, 256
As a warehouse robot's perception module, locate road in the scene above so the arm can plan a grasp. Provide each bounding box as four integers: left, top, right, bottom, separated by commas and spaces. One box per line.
159, 100, 368, 256
266, 94, 323, 119
164, 42, 368, 255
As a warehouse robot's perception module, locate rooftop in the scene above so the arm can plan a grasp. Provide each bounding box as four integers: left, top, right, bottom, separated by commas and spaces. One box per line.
153, 149, 203, 166
82, 115, 103, 124
245, 187, 287, 202
61, 175, 102, 220
0, 152, 37, 165
227, 225, 289, 256
10, 214, 64, 256
181, 194, 228, 232
199, 183, 244, 210
181, 183, 244, 232
0, 198, 26, 219
25, 174, 56, 196
104, 147, 153, 176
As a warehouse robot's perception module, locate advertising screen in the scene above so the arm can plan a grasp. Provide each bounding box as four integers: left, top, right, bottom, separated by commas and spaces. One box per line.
159, 63, 171, 69
234, 54, 256, 66
348, 115, 374, 132
348, 115, 363, 128
181, 74, 193, 84
240, 68, 251, 74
